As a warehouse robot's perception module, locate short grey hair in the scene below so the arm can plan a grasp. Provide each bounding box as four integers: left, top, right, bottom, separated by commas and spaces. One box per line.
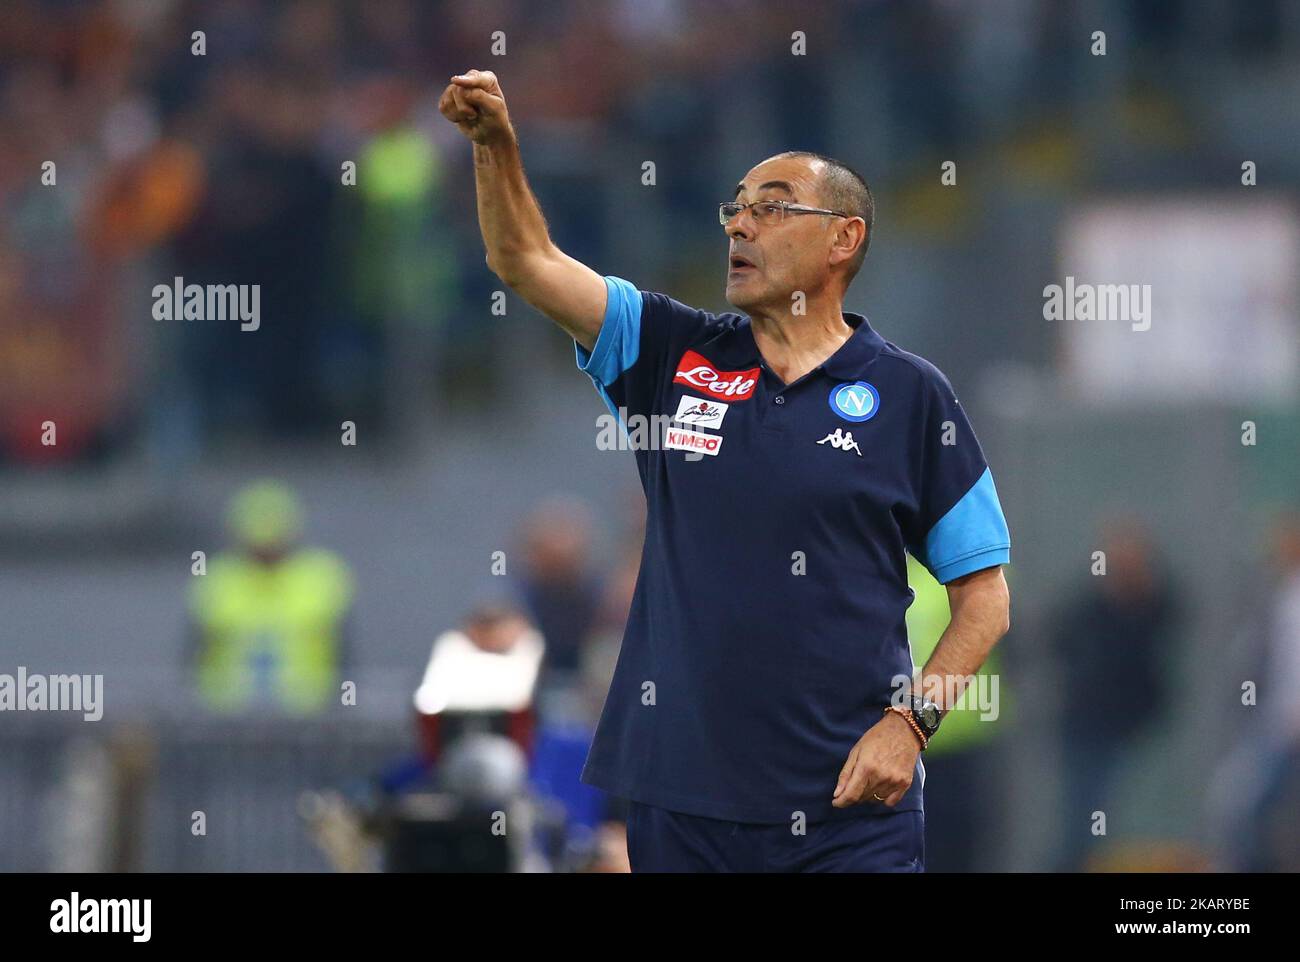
771, 150, 874, 288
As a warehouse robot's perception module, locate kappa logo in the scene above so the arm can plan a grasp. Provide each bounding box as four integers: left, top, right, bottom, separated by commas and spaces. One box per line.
817, 428, 863, 457
673, 350, 760, 400
672, 394, 729, 428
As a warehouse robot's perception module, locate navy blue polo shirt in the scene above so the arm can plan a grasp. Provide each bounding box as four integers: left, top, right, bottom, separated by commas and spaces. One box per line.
573, 275, 1011, 823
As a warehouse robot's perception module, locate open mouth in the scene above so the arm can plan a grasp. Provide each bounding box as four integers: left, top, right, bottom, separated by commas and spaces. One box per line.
729, 255, 756, 273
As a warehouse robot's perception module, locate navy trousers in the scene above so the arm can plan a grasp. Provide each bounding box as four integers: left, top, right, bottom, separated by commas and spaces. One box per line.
626, 801, 925, 873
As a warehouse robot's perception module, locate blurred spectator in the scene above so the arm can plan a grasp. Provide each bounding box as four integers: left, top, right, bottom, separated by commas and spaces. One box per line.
170, 60, 339, 440
380, 603, 549, 871
1263, 516, 1300, 751
526, 540, 641, 855
514, 496, 604, 698
1051, 518, 1180, 871
374, 602, 541, 797
188, 480, 355, 714
413, 602, 543, 763
1211, 513, 1300, 871
337, 103, 450, 433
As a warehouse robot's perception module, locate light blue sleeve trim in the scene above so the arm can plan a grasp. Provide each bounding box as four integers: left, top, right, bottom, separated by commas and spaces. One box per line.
924, 467, 1011, 584
930, 545, 1010, 584
574, 276, 642, 388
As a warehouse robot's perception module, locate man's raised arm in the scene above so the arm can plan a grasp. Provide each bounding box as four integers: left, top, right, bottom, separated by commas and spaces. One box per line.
438, 69, 607, 353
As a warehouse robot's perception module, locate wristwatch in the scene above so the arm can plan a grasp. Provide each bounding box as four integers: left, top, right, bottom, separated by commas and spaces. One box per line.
909, 695, 943, 741
885, 695, 943, 749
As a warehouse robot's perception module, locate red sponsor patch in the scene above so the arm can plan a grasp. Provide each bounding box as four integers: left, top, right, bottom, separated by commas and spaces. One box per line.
664, 426, 723, 456
672, 349, 760, 400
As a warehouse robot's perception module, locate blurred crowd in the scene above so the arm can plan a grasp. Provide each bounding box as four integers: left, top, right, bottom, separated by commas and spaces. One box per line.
3, 0, 1295, 462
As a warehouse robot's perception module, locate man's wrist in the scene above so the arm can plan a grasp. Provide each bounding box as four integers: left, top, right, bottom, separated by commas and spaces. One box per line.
912, 674, 953, 715
884, 704, 928, 750
472, 127, 518, 162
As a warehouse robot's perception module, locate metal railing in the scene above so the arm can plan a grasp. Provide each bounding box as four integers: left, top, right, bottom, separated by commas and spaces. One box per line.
0, 713, 411, 872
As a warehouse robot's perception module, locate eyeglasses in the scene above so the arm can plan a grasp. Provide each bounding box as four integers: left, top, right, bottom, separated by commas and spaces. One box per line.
719, 199, 851, 228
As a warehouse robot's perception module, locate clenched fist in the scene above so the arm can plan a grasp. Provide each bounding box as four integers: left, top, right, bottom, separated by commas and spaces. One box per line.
439, 69, 513, 145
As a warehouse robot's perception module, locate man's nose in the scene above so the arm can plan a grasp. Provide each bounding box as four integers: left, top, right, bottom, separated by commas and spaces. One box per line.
725, 216, 755, 242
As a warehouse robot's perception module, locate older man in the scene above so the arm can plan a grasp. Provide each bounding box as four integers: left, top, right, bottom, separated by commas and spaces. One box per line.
440, 69, 1011, 872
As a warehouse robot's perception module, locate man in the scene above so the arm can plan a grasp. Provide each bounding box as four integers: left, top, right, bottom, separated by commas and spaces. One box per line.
440, 69, 1011, 872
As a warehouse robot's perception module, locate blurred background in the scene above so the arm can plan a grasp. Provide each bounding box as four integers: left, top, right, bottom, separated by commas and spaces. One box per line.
1, 0, 1299, 871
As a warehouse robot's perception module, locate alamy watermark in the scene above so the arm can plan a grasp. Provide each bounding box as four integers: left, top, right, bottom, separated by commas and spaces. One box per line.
0, 667, 103, 721
50, 893, 150, 942
890, 671, 1000, 721
597, 407, 717, 459
152, 276, 260, 331
1043, 275, 1151, 332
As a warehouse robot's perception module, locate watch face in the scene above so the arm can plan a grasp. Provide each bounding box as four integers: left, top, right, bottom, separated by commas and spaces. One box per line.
918, 704, 940, 730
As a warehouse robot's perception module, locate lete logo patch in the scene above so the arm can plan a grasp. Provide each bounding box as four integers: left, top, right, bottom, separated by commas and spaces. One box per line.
673, 350, 760, 400
829, 381, 880, 422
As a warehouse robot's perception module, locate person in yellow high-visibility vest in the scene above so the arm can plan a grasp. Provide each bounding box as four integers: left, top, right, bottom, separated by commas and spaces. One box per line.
189, 481, 355, 715
905, 554, 1010, 871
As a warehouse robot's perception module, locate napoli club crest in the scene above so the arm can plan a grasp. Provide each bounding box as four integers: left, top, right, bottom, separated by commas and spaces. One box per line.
829, 382, 880, 422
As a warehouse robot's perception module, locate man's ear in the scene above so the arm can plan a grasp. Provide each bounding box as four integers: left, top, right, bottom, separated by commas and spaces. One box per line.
830, 217, 866, 267
845, 217, 868, 261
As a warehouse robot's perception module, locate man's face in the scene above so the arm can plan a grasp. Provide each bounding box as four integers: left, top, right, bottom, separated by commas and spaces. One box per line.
724, 156, 837, 313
